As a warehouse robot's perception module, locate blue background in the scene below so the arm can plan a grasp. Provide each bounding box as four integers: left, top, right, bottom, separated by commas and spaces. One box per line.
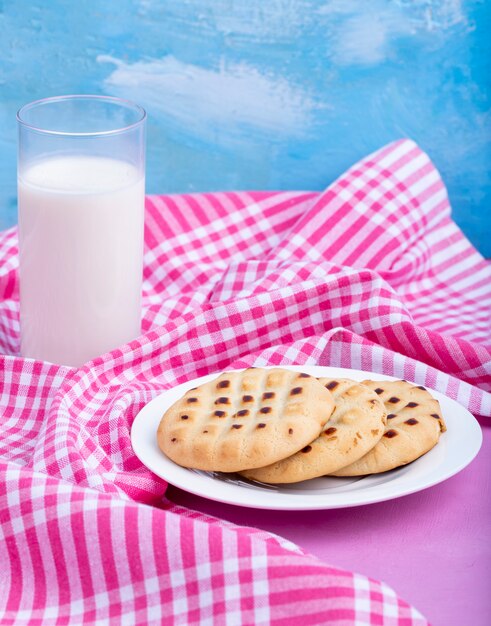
1, 0, 489, 255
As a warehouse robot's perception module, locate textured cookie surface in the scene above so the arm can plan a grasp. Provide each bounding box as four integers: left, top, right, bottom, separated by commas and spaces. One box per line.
332, 380, 446, 476
241, 378, 386, 484
157, 368, 335, 472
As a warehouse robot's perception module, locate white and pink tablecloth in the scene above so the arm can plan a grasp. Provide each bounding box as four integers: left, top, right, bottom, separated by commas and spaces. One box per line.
1, 139, 490, 625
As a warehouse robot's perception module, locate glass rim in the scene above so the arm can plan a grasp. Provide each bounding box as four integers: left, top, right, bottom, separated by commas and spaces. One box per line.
17, 94, 147, 137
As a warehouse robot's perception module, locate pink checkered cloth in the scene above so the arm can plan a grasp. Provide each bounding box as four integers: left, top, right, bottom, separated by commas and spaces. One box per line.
0, 139, 490, 625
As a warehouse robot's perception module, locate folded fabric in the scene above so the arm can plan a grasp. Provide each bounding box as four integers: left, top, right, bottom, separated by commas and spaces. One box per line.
1, 138, 489, 624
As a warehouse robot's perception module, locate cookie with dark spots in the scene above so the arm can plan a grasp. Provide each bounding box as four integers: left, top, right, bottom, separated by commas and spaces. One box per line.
241, 378, 386, 484
332, 379, 446, 476
157, 367, 335, 473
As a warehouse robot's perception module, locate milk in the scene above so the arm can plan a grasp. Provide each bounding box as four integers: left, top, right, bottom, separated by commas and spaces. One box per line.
18, 156, 145, 367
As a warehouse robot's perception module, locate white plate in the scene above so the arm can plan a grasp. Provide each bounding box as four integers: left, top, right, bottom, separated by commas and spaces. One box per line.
131, 365, 482, 510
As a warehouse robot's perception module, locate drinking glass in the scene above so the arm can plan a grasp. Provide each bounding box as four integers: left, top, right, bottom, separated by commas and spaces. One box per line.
17, 95, 146, 367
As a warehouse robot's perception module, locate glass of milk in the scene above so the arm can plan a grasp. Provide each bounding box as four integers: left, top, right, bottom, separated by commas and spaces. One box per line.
17, 95, 146, 367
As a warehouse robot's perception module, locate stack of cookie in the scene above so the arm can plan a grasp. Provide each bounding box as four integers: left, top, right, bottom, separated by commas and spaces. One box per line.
157, 368, 446, 483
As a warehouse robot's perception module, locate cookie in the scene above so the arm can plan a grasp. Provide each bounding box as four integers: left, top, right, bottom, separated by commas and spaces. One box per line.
240, 378, 387, 484
157, 368, 335, 472
332, 380, 446, 476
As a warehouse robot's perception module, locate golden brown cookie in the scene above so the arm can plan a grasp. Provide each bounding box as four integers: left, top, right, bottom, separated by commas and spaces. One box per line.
332, 379, 446, 476
157, 368, 335, 472
240, 378, 386, 483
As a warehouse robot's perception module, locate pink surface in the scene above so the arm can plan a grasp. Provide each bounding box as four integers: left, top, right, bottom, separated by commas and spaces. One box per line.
1, 139, 490, 624
169, 421, 491, 626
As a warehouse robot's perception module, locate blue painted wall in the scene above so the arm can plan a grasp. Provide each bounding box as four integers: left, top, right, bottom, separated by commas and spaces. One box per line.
0, 1, 490, 255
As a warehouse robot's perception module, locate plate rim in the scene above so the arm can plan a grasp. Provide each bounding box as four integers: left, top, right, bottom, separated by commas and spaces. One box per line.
130, 365, 483, 511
